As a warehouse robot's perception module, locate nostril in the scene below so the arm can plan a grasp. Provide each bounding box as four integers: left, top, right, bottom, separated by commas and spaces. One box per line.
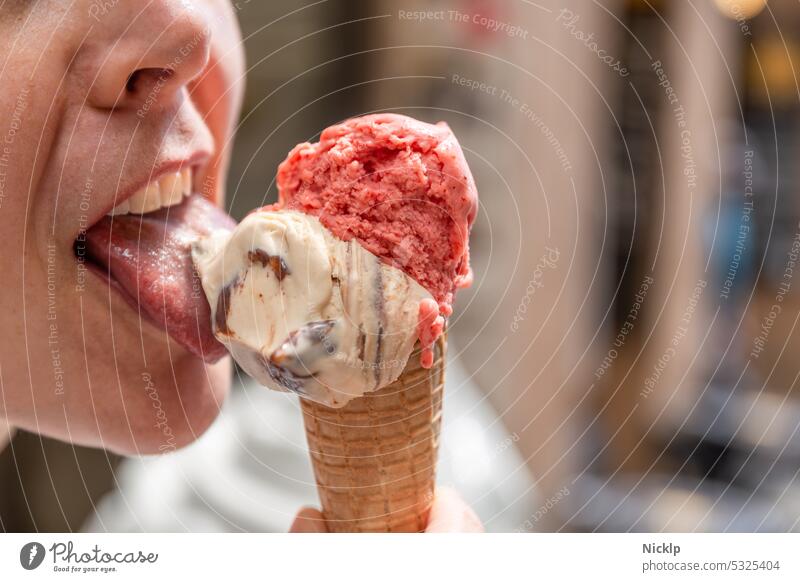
125, 70, 141, 93
125, 67, 174, 95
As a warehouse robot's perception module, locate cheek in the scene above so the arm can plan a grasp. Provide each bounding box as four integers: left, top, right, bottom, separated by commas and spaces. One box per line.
190, 71, 231, 205
189, 24, 245, 204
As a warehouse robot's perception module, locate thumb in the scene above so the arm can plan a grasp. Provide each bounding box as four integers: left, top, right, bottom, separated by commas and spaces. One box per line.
425, 487, 484, 532
289, 507, 328, 533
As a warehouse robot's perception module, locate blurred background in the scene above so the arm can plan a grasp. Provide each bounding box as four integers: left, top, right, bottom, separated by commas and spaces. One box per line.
4, 0, 800, 532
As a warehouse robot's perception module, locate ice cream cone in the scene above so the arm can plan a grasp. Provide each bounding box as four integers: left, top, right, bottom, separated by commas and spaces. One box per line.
300, 334, 446, 532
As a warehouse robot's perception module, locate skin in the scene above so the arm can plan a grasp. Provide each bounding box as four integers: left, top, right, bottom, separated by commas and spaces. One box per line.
0, 0, 481, 532
290, 488, 484, 533
0, 0, 244, 455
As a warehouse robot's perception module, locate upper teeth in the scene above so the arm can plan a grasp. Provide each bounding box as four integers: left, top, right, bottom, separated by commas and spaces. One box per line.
107, 168, 193, 216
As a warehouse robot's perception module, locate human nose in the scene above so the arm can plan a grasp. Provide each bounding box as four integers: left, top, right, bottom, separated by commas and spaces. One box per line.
82, 1, 212, 112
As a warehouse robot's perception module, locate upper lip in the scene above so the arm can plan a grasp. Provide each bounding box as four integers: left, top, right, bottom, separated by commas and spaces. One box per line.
95, 150, 211, 223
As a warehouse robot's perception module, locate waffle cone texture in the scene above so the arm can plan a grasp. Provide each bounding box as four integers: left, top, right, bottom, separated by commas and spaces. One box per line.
300, 334, 446, 532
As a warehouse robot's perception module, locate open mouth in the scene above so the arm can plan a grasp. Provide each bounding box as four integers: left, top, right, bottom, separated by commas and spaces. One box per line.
77, 166, 237, 363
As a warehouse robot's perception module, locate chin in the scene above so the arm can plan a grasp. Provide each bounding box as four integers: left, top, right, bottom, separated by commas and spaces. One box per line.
105, 353, 233, 456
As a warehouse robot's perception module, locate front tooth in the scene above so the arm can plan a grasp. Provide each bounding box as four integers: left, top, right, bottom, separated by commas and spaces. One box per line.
106, 168, 194, 216
181, 168, 192, 196
159, 172, 184, 207
128, 181, 161, 214
108, 199, 130, 216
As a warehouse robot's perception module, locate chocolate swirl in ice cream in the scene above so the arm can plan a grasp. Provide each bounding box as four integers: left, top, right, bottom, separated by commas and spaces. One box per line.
191, 210, 433, 407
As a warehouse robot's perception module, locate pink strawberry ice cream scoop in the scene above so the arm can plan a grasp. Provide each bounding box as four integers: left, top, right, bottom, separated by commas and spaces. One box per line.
275, 113, 478, 366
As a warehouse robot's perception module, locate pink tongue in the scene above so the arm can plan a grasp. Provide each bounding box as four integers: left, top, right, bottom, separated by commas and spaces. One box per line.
84, 194, 237, 362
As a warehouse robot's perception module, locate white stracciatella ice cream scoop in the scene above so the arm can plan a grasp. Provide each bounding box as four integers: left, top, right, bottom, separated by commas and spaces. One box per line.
191, 210, 433, 407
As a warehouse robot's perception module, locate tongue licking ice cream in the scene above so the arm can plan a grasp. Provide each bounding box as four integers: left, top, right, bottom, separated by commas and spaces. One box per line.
85, 193, 237, 361
192, 113, 477, 407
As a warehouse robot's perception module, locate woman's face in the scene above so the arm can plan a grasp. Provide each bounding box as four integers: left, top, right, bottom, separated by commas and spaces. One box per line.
0, 1, 244, 454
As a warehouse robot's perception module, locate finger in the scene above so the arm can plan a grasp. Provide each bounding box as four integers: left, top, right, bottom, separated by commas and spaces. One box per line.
289, 507, 328, 533
425, 487, 484, 533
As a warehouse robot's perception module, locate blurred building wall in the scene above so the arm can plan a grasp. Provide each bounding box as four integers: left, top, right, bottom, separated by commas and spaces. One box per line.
490, 0, 622, 527
597, 2, 738, 474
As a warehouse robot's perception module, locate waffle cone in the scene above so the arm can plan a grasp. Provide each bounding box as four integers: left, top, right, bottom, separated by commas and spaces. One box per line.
300, 334, 446, 532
